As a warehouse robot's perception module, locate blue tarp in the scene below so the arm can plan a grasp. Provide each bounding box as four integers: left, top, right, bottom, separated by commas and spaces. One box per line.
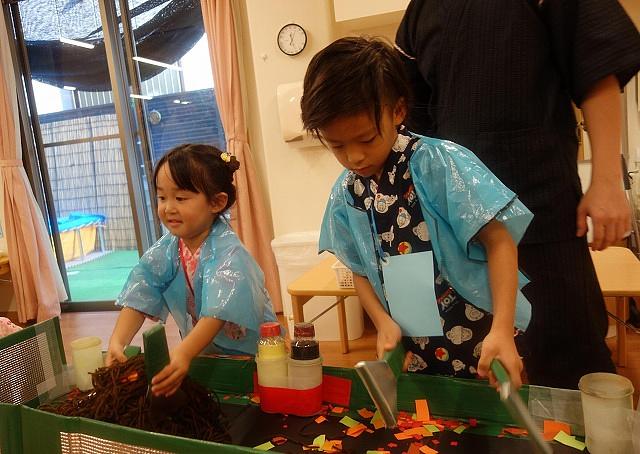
56, 213, 105, 233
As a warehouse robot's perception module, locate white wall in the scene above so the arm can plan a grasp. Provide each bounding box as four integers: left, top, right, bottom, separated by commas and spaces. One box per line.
240, 0, 402, 238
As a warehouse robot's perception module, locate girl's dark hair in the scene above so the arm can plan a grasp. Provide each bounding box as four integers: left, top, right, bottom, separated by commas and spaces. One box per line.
153, 144, 240, 213
301, 36, 411, 137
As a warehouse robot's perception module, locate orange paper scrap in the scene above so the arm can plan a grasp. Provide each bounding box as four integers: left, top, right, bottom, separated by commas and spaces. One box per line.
346, 423, 368, 437
331, 406, 345, 414
315, 416, 328, 424
543, 420, 571, 441
415, 399, 431, 422
503, 427, 528, 437
403, 426, 432, 437
322, 440, 342, 453
419, 446, 439, 454
358, 408, 375, 419
394, 431, 416, 440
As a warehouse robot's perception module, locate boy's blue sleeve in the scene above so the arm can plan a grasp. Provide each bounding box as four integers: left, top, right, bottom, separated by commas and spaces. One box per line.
414, 139, 533, 260
115, 235, 175, 321
199, 247, 273, 335
319, 178, 366, 276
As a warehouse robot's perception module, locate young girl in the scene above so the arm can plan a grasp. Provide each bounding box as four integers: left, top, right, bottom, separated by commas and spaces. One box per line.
301, 37, 533, 388
106, 144, 276, 397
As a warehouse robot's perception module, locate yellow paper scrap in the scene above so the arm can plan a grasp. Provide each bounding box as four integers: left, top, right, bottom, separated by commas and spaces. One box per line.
425, 424, 440, 433
339, 415, 360, 428
371, 410, 385, 429
312, 434, 325, 447
453, 425, 466, 434
554, 431, 585, 451
253, 441, 275, 451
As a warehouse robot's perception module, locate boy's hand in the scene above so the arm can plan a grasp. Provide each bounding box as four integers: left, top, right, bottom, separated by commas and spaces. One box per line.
477, 329, 522, 390
376, 318, 402, 359
150, 348, 191, 397
105, 342, 127, 366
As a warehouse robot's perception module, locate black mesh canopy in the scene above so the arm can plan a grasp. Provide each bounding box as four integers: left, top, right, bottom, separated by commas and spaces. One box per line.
20, 0, 203, 91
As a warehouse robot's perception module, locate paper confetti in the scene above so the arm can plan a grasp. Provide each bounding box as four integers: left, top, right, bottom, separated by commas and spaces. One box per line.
339, 415, 360, 428
315, 415, 328, 424
253, 441, 275, 451
408, 442, 423, 454
554, 431, 585, 451
403, 426, 432, 437
322, 440, 342, 453
503, 427, 528, 437
312, 434, 325, 447
419, 446, 439, 454
331, 406, 345, 414
415, 399, 431, 422
371, 410, 385, 429
543, 420, 571, 441
453, 425, 466, 434
358, 408, 375, 419
425, 424, 441, 433
346, 423, 367, 437
394, 431, 416, 440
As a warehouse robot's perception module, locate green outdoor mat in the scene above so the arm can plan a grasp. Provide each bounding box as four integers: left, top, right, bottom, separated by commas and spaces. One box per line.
66, 250, 139, 301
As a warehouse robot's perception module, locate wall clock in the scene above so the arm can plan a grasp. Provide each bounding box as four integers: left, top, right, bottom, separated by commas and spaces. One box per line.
277, 23, 307, 56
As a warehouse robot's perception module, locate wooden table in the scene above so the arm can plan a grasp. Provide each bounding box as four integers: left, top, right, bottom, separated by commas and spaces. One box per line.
590, 247, 640, 367
287, 256, 357, 354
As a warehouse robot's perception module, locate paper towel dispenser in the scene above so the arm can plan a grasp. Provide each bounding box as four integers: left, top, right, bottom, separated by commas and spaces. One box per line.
276, 81, 320, 148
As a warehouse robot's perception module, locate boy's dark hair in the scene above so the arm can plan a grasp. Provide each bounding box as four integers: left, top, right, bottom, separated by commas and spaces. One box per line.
153, 144, 240, 213
301, 36, 410, 137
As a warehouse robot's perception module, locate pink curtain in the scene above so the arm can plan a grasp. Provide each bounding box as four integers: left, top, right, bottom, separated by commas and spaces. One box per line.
200, 0, 282, 311
0, 14, 66, 322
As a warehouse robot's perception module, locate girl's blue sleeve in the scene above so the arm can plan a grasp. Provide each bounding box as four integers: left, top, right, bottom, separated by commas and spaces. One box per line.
199, 247, 272, 336
414, 139, 533, 260
115, 235, 175, 321
319, 178, 366, 276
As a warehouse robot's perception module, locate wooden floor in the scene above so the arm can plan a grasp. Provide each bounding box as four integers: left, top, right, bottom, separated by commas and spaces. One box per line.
55, 310, 377, 368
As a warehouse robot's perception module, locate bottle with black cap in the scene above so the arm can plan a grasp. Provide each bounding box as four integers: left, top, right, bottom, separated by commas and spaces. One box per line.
288, 322, 322, 390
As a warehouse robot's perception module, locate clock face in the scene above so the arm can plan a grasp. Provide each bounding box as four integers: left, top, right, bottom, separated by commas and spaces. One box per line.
277, 23, 307, 56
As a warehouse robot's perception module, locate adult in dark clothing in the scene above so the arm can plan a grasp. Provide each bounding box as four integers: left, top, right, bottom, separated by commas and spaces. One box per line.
396, 0, 640, 388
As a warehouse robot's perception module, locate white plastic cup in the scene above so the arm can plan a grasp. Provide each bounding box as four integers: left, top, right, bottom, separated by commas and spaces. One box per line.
579, 372, 634, 454
70, 336, 104, 391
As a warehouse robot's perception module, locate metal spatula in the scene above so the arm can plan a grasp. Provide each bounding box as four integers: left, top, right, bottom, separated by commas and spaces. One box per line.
354, 344, 405, 429
491, 359, 552, 454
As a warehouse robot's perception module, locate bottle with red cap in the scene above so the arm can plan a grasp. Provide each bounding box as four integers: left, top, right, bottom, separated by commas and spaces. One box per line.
256, 322, 288, 389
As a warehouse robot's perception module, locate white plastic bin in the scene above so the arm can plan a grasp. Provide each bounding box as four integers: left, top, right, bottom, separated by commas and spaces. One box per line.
271, 231, 363, 341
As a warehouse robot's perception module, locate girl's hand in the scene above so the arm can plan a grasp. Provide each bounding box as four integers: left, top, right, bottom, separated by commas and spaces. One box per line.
376, 318, 402, 359
477, 329, 522, 390
105, 342, 127, 366
150, 348, 191, 397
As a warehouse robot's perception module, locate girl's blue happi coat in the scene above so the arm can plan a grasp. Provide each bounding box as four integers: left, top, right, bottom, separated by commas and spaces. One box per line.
117, 218, 276, 354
